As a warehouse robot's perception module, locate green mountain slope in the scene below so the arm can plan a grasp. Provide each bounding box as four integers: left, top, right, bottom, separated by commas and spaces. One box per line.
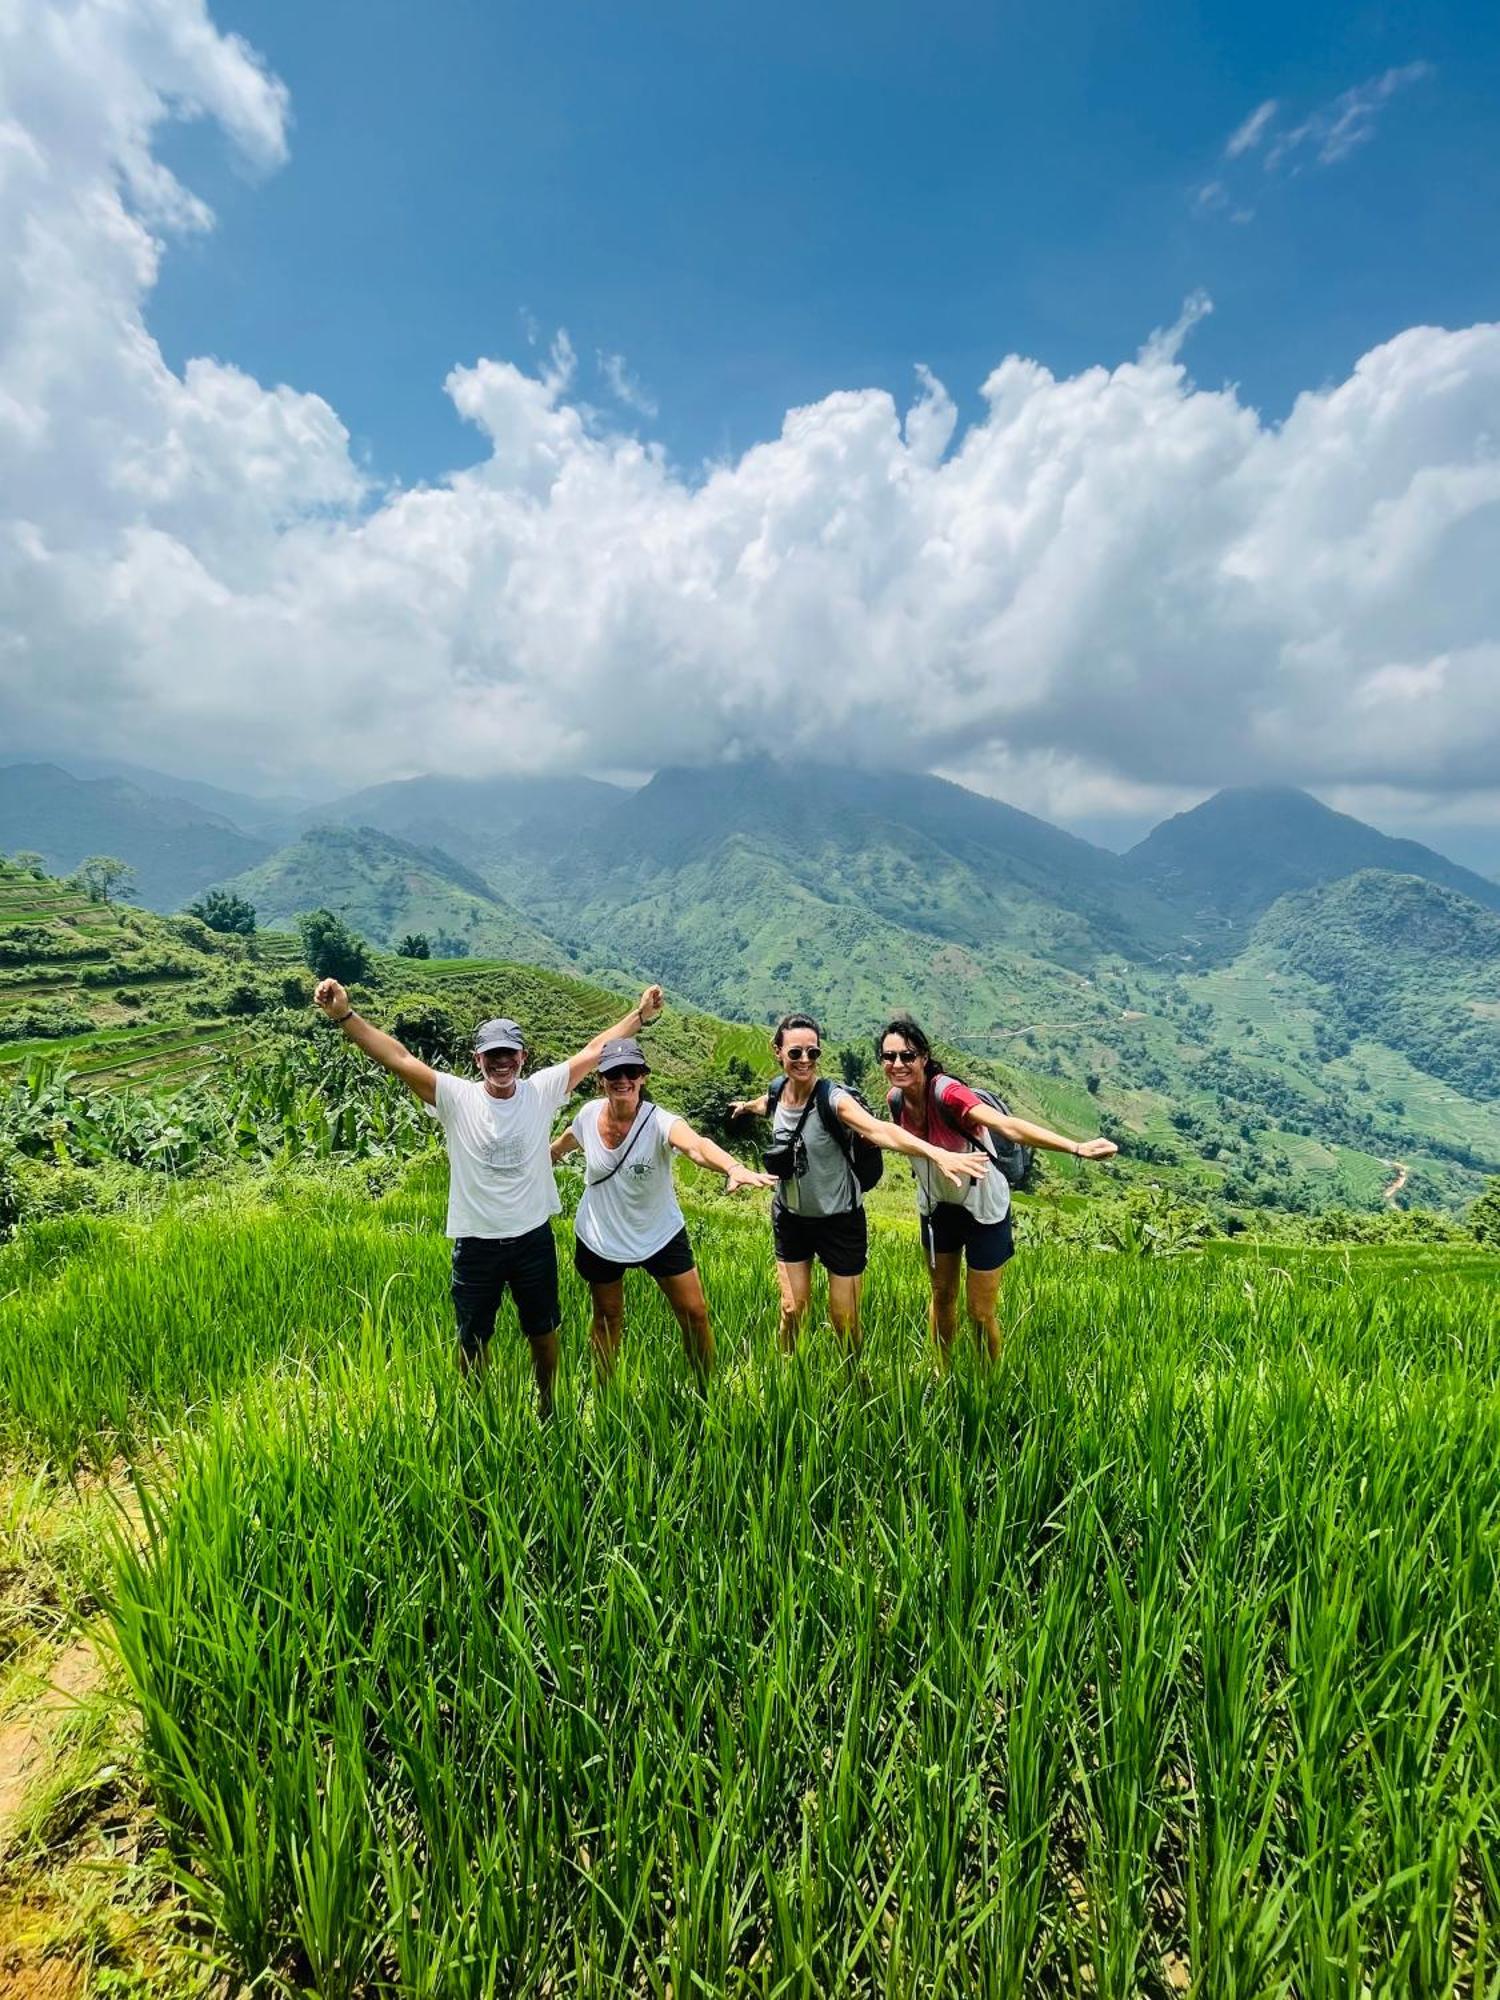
1252, 871, 1500, 1103
0, 763, 271, 909
507, 760, 1189, 1030
1125, 785, 1500, 932
217, 825, 571, 967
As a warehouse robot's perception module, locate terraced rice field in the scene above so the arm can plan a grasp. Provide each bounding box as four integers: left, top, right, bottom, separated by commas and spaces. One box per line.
1, 1176, 1497, 1996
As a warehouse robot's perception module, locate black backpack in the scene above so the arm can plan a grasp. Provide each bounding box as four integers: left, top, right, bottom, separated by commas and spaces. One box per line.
888, 1073, 1032, 1189
766, 1075, 884, 1194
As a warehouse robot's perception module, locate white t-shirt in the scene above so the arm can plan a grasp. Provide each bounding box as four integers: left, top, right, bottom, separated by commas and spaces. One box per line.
572, 1099, 685, 1264
426, 1063, 573, 1239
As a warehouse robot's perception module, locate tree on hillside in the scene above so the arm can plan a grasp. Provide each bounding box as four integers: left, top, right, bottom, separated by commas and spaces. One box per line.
9, 851, 46, 878
396, 933, 431, 959
1470, 1178, 1500, 1249
188, 888, 258, 935
76, 855, 135, 905
431, 934, 469, 959
297, 908, 372, 985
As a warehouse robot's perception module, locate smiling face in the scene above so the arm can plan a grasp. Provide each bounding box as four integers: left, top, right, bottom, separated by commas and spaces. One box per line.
600, 1063, 647, 1117
475, 1044, 525, 1096
878, 1030, 929, 1091
775, 1030, 822, 1081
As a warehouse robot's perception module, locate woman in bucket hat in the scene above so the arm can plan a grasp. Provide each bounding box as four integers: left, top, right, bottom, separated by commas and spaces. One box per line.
550, 1036, 777, 1381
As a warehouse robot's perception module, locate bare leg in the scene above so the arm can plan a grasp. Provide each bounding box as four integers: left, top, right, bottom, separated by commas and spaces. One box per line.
587, 1279, 626, 1380
927, 1251, 964, 1371
529, 1329, 559, 1420
657, 1267, 714, 1379
826, 1272, 864, 1355
965, 1264, 1004, 1362
775, 1260, 813, 1353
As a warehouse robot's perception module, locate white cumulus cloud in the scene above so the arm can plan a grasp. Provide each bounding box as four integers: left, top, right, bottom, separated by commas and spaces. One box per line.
1, 0, 1498, 837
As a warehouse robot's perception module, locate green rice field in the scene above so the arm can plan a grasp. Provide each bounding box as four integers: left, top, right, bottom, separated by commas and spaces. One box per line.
2, 1172, 1498, 1995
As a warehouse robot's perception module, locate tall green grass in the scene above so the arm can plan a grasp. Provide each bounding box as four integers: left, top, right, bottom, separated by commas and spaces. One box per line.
90, 1208, 1500, 1996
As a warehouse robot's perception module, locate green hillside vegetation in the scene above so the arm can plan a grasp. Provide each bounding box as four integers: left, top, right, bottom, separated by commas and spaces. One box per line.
214, 823, 572, 967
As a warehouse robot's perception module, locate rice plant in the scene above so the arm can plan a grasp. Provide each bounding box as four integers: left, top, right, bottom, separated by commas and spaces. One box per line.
84, 1207, 1500, 1996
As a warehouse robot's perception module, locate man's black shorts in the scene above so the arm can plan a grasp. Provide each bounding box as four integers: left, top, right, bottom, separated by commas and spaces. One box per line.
920, 1204, 1016, 1272
771, 1202, 869, 1277
573, 1225, 696, 1287
450, 1223, 560, 1352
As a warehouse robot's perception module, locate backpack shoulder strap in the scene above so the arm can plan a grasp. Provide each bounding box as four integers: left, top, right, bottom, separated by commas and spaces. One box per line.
930, 1074, 999, 1162
815, 1077, 855, 1155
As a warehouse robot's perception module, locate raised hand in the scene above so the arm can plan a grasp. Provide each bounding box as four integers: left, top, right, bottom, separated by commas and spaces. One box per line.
314, 978, 349, 1019
1076, 1137, 1119, 1160
637, 984, 665, 1025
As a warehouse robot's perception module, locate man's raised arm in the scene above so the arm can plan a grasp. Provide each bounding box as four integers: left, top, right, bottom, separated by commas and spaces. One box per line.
314, 978, 438, 1106
563, 984, 665, 1091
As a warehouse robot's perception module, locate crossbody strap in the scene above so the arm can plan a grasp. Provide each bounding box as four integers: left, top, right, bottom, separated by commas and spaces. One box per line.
586, 1103, 654, 1187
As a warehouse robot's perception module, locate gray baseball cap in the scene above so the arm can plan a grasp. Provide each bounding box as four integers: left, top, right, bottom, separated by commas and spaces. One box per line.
598, 1035, 648, 1074
473, 1017, 525, 1055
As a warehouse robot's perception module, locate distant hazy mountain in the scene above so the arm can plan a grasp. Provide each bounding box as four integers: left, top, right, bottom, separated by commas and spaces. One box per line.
307, 772, 630, 871
215, 824, 570, 967
0, 762, 272, 909
10, 752, 308, 840
1125, 786, 1500, 927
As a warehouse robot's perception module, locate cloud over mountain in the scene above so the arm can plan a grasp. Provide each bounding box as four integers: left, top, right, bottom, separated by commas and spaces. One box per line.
1, 0, 1498, 831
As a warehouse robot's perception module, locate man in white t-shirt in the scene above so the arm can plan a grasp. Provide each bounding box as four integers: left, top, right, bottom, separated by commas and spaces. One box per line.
313, 975, 664, 1415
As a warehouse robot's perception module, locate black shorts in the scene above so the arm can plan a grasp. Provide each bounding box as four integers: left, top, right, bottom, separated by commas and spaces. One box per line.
573, 1225, 696, 1286
450, 1223, 561, 1351
772, 1202, 869, 1278
920, 1204, 1016, 1272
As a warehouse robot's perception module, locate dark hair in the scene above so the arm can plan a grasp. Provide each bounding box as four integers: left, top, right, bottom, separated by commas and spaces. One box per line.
773, 1012, 822, 1050
876, 1014, 935, 1074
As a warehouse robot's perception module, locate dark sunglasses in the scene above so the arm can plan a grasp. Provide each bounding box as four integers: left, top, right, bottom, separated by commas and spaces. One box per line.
880, 1048, 920, 1065
604, 1065, 647, 1082
479, 1046, 523, 1062
783, 1045, 821, 1061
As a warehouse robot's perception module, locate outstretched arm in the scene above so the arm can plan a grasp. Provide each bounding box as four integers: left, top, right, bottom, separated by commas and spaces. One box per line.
314, 979, 438, 1106
564, 985, 666, 1092
727, 1093, 770, 1120
834, 1094, 990, 1189
667, 1118, 778, 1193
966, 1102, 1118, 1160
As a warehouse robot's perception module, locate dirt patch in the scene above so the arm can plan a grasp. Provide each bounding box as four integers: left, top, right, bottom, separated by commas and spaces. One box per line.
0, 1950, 85, 1999
0, 1641, 103, 1851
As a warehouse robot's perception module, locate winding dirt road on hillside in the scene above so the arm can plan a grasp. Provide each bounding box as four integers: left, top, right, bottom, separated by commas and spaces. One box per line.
1383, 1161, 1409, 1204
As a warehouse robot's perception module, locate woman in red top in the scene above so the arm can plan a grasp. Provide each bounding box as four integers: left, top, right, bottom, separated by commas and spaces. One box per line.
878, 1014, 1118, 1366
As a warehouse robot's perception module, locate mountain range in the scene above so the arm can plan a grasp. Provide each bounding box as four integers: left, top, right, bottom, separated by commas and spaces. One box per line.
5, 753, 1499, 1211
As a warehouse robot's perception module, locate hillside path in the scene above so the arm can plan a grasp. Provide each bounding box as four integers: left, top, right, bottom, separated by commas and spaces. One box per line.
1383, 1161, 1409, 1204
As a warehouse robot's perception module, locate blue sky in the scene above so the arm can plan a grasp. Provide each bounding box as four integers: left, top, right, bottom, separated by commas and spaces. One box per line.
5, 0, 1500, 863
151, 0, 1500, 487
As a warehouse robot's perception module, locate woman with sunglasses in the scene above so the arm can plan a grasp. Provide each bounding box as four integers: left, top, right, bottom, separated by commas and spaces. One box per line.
877, 1014, 1118, 1366
551, 1035, 776, 1381
730, 1013, 988, 1354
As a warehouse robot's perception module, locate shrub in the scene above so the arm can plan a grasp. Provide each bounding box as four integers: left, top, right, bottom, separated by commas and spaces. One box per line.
297, 910, 372, 985
188, 889, 258, 935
